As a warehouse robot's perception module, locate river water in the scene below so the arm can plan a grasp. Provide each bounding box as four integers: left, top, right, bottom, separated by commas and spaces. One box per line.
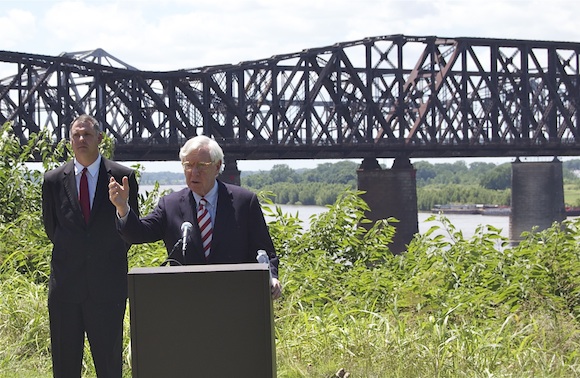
268, 204, 511, 239
140, 185, 511, 239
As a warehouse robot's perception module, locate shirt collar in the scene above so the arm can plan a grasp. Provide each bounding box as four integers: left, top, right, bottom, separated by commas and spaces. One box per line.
74, 155, 102, 177
192, 180, 218, 208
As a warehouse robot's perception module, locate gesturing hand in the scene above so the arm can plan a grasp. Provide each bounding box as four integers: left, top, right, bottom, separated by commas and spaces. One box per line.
108, 176, 131, 217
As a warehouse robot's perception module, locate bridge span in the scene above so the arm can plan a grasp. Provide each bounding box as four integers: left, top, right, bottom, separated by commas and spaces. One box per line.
1, 35, 579, 252
2, 35, 580, 162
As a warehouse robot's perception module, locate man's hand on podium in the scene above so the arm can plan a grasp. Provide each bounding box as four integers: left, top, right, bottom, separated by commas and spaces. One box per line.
271, 278, 282, 300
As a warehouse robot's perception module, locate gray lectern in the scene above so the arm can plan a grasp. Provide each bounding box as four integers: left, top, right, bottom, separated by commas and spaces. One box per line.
128, 263, 276, 378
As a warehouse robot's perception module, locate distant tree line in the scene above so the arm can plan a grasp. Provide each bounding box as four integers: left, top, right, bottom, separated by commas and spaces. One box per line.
414, 161, 512, 210
139, 171, 184, 185
140, 159, 580, 210
243, 161, 358, 206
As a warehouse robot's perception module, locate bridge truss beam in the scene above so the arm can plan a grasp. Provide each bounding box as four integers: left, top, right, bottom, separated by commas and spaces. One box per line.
1, 35, 580, 161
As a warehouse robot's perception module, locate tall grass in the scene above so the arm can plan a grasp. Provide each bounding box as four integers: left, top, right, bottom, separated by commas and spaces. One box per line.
267, 193, 580, 377
1, 192, 580, 377
1, 121, 579, 377
0, 274, 51, 377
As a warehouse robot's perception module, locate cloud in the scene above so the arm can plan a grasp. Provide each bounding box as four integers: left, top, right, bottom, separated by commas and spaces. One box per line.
0, 8, 37, 51
2, 0, 580, 72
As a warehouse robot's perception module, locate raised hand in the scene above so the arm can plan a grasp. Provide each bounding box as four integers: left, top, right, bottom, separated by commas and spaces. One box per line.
108, 176, 131, 217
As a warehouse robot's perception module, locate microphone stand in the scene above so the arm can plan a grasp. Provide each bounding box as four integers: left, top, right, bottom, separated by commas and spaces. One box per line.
160, 239, 183, 266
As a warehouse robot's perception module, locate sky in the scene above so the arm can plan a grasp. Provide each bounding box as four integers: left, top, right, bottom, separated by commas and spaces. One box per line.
2, 0, 579, 171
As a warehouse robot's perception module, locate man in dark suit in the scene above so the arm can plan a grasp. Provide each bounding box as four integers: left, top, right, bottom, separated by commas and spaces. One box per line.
108, 135, 282, 299
42, 114, 139, 378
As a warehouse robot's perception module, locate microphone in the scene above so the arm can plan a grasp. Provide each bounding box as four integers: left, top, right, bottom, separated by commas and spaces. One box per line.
181, 221, 193, 259
256, 250, 273, 286
160, 239, 183, 266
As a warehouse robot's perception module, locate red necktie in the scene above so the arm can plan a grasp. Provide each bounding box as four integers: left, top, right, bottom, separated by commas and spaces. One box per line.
197, 198, 212, 260
80, 168, 90, 223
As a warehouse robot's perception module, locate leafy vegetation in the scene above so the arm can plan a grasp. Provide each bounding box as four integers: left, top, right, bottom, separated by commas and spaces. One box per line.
1, 121, 580, 377
417, 184, 510, 211
143, 156, 580, 210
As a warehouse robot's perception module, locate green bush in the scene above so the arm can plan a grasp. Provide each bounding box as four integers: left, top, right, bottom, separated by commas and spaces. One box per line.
1, 121, 579, 377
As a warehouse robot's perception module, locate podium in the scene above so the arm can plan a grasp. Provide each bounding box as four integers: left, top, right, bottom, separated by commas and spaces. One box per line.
128, 263, 276, 378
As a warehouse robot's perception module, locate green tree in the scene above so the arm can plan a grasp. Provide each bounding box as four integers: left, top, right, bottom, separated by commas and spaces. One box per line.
480, 163, 511, 190
563, 159, 580, 172
270, 164, 299, 183
302, 161, 358, 185
414, 161, 438, 186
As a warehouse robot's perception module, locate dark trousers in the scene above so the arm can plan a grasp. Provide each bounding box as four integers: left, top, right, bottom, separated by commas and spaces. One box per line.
48, 297, 126, 378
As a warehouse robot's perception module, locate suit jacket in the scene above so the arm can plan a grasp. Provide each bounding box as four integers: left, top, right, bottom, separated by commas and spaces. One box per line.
42, 158, 139, 303
118, 180, 279, 278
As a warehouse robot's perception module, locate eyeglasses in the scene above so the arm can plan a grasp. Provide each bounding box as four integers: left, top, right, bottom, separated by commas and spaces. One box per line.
182, 161, 215, 172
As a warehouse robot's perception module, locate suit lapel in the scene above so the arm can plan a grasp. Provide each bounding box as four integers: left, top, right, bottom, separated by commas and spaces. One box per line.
62, 161, 85, 225
90, 159, 110, 224
180, 189, 196, 225
212, 182, 233, 252
180, 190, 203, 261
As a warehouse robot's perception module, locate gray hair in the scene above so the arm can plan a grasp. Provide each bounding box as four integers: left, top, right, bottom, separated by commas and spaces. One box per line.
179, 135, 225, 172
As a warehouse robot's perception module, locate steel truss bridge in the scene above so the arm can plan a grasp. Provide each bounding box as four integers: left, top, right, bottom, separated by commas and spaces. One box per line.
1, 34, 580, 162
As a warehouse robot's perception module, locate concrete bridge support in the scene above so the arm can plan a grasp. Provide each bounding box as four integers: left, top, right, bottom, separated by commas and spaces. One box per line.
509, 159, 566, 243
219, 157, 241, 186
357, 157, 418, 254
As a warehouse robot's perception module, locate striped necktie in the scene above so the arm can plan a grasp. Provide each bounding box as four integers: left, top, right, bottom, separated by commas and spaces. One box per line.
197, 198, 212, 260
